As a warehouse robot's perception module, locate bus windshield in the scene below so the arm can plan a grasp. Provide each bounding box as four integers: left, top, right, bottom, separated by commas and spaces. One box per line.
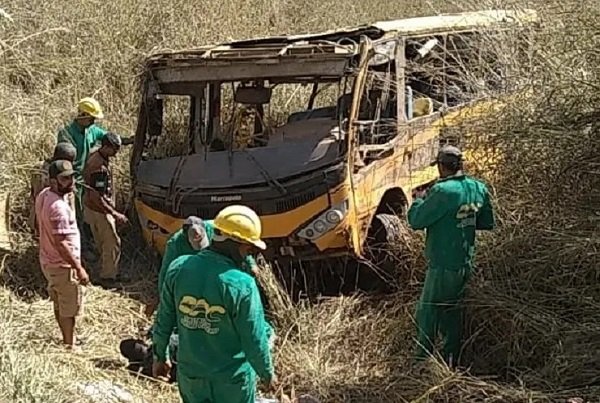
137, 75, 354, 190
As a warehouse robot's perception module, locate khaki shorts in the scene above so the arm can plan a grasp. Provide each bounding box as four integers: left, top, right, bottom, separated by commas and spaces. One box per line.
41, 266, 84, 318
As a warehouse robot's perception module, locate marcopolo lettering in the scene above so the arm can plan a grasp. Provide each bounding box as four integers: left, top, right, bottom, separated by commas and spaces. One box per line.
210, 195, 242, 202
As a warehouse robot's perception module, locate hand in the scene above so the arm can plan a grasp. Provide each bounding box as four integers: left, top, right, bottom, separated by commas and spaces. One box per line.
121, 135, 135, 146
261, 375, 278, 392
75, 267, 90, 285
152, 360, 172, 381
413, 189, 427, 199
251, 265, 260, 277
114, 212, 129, 225
144, 300, 158, 318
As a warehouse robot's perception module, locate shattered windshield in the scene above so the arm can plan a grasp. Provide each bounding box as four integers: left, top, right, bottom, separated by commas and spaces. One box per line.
142, 76, 353, 161
137, 76, 353, 189
211, 78, 351, 152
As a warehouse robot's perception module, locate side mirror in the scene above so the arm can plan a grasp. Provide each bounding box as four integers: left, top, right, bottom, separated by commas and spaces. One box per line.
234, 86, 272, 104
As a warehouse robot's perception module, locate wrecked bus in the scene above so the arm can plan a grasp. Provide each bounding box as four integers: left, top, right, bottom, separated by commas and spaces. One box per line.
130, 9, 538, 269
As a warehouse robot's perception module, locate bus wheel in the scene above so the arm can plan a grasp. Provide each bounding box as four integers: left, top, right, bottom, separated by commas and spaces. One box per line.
361, 213, 410, 293
267, 258, 357, 301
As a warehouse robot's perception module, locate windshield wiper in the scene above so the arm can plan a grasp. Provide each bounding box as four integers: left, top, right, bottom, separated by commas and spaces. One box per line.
241, 148, 287, 195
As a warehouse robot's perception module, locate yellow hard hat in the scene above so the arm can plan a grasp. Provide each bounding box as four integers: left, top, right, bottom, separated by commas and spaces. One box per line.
213, 205, 266, 250
77, 97, 104, 119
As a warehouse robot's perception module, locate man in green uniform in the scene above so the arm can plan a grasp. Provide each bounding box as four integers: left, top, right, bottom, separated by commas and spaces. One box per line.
407, 145, 495, 367
144, 215, 271, 383
57, 97, 134, 233
152, 205, 276, 403
145, 216, 260, 318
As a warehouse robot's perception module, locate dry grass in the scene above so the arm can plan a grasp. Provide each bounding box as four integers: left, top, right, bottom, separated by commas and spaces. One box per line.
0, 281, 179, 402
1, 0, 600, 401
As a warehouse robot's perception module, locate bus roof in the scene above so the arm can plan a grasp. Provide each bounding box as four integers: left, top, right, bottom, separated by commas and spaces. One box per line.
227, 8, 538, 46
148, 9, 537, 58
145, 9, 538, 86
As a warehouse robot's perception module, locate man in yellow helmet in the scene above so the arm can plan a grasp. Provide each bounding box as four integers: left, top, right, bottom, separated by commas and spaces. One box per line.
152, 205, 276, 403
57, 97, 134, 233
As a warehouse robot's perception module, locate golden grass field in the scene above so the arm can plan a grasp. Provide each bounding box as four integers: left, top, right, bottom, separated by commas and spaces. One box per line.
1, 0, 600, 401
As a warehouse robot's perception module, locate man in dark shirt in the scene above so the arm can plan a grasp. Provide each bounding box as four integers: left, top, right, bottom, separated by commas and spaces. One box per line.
82, 132, 128, 284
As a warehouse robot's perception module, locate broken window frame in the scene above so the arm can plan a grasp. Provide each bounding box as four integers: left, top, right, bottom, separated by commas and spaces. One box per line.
134, 24, 532, 167
138, 74, 357, 160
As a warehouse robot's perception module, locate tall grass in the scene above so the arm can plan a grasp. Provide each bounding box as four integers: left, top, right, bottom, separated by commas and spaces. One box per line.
1, 0, 599, 401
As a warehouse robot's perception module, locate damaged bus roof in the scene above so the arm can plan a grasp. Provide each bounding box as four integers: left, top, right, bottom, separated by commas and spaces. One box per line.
144, 9, 538, 85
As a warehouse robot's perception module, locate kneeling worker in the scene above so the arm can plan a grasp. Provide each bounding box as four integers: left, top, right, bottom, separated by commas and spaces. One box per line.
146, 216, 260, 318
152, 205, 276, 403
144, 216, 210, 318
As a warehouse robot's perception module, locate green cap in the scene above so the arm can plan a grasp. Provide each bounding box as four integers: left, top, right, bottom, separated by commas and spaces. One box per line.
48, 159, 75, 179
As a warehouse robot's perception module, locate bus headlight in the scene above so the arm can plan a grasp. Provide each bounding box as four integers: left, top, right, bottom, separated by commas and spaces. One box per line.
297, 200, 349, 240
313, 220, 327, 233
325, 210, 343, 224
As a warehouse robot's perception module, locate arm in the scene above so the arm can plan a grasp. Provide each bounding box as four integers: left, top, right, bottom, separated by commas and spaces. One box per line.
152, 265, 178, 363
86, 187, 119, 216
407, 185, 450, 230
146, 241, 178, 317
92, 126, 107, 146
120, 135, 135, 146
84, 169, 122, 217
92, 126, 134, 146
232, 282, 274, 381
53, 235, 84, 271
49, 203, 87, 280
476, 187, 495, 230
57, 127, 74, 145
157, 242, 177, 299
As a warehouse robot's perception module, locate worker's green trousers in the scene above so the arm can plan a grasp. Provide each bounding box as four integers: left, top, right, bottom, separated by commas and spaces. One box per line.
415, 265, 471, 365
178, 370, 256, 403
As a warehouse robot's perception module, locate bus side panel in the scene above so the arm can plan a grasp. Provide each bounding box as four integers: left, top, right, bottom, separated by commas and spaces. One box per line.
349, 98, 503, 257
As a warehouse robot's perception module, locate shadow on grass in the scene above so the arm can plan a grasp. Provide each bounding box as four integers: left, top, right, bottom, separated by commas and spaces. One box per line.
85, 224, 161, 308
0, 214, 160, 309
0, 244, 48, 302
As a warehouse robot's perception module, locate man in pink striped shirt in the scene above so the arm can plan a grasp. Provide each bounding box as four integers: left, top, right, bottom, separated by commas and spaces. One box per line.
35, 159, 90, 350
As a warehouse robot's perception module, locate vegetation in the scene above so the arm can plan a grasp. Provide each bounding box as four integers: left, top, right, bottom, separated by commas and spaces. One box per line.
1, 0, 599, 401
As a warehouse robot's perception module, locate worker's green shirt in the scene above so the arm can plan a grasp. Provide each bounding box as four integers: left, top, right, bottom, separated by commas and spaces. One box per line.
157, 220, 257, 295
407, 174, 495, 270
57, 121, 107, 181
153, 250, 274, 382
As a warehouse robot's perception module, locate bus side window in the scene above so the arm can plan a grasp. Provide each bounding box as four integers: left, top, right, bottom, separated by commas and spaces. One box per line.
356, 60, 400, 146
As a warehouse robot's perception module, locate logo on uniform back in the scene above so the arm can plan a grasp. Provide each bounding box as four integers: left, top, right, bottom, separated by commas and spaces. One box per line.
178, 295, 226, 334
456, 203, 482, 228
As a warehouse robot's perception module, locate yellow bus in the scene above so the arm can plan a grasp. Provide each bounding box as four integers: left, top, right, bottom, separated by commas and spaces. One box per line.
130, 9, 538, 274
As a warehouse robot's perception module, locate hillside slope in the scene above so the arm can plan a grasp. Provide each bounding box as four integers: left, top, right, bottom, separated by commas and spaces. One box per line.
1, 0, 600, 401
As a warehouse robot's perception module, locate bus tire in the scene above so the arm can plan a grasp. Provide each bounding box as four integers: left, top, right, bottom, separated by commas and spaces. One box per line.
361, 213, 408, 292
